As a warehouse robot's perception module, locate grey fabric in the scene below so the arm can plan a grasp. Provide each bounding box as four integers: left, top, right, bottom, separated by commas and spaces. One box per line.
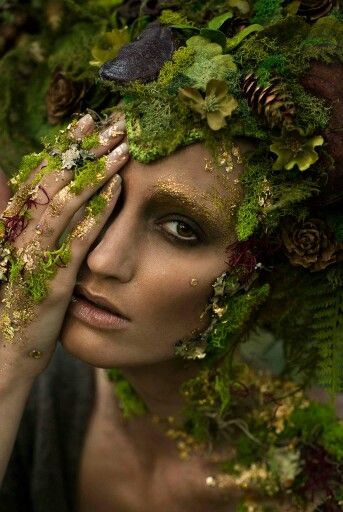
0, 343, 95, 512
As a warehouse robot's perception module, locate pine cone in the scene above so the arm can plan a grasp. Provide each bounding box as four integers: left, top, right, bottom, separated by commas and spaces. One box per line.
243, 73, 295, 130
297, 0, 340, 22
281, 218, 343, 271
45, 72, 87, 125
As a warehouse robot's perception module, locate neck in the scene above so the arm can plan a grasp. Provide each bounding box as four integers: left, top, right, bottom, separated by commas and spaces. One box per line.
119, 358, 200, 418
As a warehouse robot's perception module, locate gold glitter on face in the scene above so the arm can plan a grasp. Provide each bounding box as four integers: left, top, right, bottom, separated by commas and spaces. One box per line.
149, 178, 235, 242
202, 143, 244, 224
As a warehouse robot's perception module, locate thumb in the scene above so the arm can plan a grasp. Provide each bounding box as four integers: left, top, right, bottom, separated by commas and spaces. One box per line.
0, 168, 12, 214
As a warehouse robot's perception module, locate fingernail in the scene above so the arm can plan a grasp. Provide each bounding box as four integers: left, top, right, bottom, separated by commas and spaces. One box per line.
107, 142, 129, 165
77, 114, 94, 133
99, 120, 126, 145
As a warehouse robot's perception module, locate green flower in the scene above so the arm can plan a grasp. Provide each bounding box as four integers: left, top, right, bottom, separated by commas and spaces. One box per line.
270, 127, 324, 171
179, 79, 238, 130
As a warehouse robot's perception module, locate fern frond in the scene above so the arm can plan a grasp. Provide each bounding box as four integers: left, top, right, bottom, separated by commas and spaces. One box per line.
306, 277, 343, 393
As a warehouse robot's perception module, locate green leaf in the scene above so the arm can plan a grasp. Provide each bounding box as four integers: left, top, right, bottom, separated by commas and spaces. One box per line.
170, 24, 199, 38
207, 11, 233, 30
199, 28, 227, 49
226, 24, 263, 50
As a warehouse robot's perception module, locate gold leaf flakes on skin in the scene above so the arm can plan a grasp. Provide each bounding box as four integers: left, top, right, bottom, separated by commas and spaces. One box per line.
17, 240, 43, 273
49, 185, 75, 217
100, 175, 122, 201
0, 276, 37, 343
69, 215, 98, 241
28, 349, 43, 359
2, 184, 33, 217
202, 143, 244, 228
99, 123, 125, 146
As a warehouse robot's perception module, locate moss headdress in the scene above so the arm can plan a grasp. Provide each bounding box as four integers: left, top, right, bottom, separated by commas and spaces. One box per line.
1, 1, 343, 509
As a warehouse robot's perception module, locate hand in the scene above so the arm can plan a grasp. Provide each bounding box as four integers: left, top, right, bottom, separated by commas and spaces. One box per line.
0, 113, 129, 382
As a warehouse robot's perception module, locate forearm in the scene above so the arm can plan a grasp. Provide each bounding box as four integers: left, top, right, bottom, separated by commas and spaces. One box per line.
0, 372, 35, 487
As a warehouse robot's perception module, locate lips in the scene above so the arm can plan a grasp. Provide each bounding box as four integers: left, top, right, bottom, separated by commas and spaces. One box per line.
73, 285, 130, 320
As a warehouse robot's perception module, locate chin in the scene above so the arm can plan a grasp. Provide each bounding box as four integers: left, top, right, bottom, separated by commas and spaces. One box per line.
59, 312, 176, 368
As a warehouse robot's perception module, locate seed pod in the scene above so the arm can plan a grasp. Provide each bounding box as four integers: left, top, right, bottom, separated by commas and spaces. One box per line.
243, 73, 295, 130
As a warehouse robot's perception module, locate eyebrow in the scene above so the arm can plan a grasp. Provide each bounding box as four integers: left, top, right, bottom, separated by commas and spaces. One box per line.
147, 180, 234, 240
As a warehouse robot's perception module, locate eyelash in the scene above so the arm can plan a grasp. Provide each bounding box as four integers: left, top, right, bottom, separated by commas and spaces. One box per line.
158, 216, 201, 246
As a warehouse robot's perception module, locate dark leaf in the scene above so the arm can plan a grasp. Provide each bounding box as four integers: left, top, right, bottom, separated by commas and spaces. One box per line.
99, 21, 178, 84
199, 28, 227, 49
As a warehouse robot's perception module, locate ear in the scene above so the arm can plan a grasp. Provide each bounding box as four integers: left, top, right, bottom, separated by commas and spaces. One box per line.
0, 169, 12, 214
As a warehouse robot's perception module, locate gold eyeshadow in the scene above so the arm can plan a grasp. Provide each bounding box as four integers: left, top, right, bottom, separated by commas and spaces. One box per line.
149, 178, 237, 242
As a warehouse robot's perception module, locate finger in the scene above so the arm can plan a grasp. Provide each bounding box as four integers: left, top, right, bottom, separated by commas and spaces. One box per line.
18, 142, 129, 251
46, 174, 123, 300
69, 113, 95, 141
90, 119, 126, 158
9, 122, 128, 248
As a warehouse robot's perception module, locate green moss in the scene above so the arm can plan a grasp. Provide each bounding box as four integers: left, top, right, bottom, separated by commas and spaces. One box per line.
84, 193, 107, 217
106, 368, 148, 419
158, 47, 195, 87
290, 83, 331, 133
43, 125, 77, 153
305, 16, 343, 62
11, 151, 46, 189
80, 131, 100, 151
256, 54, 287, 86
284, 402, 336, 443
322, 423, 343, 461
124, 87, 204, 163
159, 9, 191, 26
69, 155, 107, 194
207, 284, 270, 352
251, 0, 284, 25
8, 254, 25, 284
31, 154, 62, 186
26, 241, 72, 303
236, 152, 272, 240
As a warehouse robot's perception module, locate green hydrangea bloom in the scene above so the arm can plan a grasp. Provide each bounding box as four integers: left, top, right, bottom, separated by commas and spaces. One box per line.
184, 36, 237, 89
270, 127, 324, 171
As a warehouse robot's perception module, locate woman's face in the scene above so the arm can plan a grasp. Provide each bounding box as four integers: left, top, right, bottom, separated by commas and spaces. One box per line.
60, 143, 243, 367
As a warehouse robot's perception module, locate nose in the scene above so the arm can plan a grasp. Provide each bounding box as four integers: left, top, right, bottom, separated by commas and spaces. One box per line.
85, 210, 139, 283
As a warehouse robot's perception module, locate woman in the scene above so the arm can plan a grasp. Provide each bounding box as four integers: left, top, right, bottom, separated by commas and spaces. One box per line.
0, 1, 343, 511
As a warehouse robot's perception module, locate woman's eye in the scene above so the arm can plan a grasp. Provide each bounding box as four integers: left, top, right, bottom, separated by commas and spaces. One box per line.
160, 219, 199, 243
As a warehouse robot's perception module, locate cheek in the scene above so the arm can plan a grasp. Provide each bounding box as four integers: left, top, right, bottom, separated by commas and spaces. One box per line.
141, 250, 228, 333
